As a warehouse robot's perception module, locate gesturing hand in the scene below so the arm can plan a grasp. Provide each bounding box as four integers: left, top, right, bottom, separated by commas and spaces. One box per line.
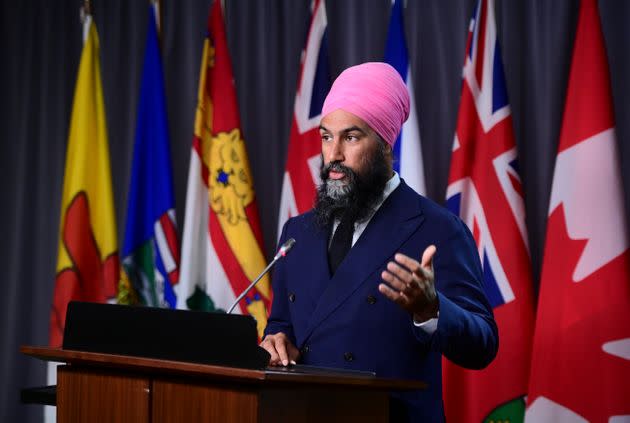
379, 245, 439, 322
260, 332, 300, 366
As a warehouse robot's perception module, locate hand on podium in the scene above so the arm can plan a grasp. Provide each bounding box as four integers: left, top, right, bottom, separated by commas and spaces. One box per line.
260, 332, 300, 366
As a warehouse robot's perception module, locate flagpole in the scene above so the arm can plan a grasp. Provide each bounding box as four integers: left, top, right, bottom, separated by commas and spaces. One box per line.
82, 0, 91, 18
151, 0, 162, 38
80, 0, 92, 43
80, 0, 92, 24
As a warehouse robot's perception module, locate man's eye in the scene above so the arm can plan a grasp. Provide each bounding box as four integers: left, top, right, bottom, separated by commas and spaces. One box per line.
321, 134, 331, 141
346, 135, 358, 142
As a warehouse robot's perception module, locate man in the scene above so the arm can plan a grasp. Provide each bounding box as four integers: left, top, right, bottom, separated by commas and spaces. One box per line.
262, 62, 498, 422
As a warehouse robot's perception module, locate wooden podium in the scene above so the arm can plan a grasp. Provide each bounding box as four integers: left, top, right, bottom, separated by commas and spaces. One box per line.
22, 346, 425, 422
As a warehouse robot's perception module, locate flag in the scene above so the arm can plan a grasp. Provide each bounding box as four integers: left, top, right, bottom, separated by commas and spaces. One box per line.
121, 3, 179, 308
176, 1, 271, 338
47, 18, 119, 422
444, 1, 535, 421
526, 0, 630, 420
276, 0, 331, 235
49, 15, 119, 348
384, 0, 426, 195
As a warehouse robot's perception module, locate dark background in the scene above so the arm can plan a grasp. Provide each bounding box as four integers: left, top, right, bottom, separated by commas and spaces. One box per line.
1, 1, 629, 421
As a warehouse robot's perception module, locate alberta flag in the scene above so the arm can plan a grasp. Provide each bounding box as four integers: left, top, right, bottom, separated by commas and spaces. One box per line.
276, 0, 331, 236
176, 0, 271, 338
384, 0, 426, 195
121, 3, 179, 308
526, 0, 630, 420
444, 0, 535, 421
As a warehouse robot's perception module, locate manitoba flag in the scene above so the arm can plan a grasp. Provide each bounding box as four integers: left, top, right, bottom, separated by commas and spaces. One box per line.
276, 0, 331, 235
444, 0, 535, 421
176, 1, 271, 338
526, 0, 630, 421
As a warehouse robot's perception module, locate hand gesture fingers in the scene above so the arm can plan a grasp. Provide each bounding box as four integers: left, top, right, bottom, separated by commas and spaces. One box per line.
379, 245, 439, 320
420, 245, 436, 278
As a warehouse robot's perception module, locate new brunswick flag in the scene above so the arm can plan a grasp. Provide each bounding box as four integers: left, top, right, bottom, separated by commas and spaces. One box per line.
50, 16, 119, 348
176, 1, 271, 338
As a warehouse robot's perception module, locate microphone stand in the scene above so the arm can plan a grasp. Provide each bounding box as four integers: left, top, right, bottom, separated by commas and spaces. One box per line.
227, 238, 295, 314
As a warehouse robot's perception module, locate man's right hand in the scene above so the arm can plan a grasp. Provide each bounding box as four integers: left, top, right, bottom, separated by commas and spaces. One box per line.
260, 332, 300, 366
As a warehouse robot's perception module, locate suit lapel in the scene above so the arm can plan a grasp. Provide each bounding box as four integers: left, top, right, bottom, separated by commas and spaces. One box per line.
299, 181, 425, 345
302, 218, 332, 305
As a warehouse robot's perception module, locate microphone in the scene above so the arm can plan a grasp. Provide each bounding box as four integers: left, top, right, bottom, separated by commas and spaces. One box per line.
227, 238, 296, 314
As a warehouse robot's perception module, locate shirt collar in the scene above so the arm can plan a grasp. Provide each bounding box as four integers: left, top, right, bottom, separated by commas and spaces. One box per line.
381, 171, 401, 206
356, 171, 400, 222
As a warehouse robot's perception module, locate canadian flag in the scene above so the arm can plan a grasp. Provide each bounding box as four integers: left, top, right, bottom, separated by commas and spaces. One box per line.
526, 0, 630, 421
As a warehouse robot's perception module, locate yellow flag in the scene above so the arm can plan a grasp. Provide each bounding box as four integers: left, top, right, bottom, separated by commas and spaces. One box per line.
49, 17, 119, 347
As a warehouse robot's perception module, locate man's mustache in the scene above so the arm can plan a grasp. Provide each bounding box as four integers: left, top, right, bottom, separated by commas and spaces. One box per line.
322, 161, 353, 179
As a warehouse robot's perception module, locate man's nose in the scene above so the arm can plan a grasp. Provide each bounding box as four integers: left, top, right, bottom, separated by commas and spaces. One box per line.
327, 138, 344, 162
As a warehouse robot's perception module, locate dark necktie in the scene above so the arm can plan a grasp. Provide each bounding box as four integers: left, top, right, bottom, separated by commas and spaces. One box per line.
328, 213, 356, 275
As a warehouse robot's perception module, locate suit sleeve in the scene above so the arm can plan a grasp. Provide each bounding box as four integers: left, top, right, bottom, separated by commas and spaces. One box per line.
415, 215, 499, 369
262, 219, 296, 344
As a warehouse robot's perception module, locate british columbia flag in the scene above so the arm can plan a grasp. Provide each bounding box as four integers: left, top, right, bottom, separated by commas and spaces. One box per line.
444, 1, 535, 422
276, 0, 331, 237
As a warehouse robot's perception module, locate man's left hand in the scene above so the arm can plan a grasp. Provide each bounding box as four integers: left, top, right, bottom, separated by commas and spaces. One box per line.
379, 245, 439, 322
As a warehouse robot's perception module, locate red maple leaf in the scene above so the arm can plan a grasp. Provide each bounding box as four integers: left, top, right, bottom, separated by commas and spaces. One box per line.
529, 204, 630, 421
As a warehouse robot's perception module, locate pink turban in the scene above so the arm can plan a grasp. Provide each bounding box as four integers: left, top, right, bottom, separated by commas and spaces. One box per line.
322, 62, 410, 147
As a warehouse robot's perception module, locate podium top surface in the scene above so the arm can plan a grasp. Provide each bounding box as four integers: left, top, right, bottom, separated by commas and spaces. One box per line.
22, 346, 425, 391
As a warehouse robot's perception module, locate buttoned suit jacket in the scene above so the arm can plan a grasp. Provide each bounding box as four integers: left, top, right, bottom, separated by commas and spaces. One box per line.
265, 180, 498, 422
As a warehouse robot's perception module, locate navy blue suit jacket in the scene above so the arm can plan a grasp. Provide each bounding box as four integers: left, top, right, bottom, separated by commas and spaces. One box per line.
265, 180, 498, 422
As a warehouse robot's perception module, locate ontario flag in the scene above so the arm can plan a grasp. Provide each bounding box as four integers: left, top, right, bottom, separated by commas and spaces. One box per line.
444, 1, 535, 421
120, 3, 179, 308
384, 0, 426, 195
50, 15, 119, 349
525, 0, 630, 421
276, 0, 331, 235
176, 0, 271, 338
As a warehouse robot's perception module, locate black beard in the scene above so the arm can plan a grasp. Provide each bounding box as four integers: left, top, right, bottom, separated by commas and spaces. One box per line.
314, 147, 391, 228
